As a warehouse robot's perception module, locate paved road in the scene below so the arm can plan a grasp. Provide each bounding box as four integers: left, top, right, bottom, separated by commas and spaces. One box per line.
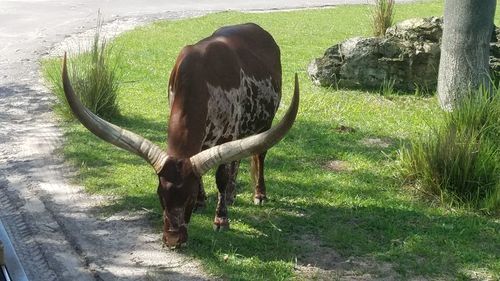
0, 0, 416, 79
0, 1, 413, 280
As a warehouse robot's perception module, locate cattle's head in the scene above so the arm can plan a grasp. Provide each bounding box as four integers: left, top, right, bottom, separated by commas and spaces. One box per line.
61, 53, 299, 248
156, 157, 198, 247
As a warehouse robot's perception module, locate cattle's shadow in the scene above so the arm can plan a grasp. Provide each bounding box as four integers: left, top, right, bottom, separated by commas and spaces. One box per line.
187, 201, 499, 279
184, 119, 497, 279
88, 117, 498, 280
62, 112, 166, 196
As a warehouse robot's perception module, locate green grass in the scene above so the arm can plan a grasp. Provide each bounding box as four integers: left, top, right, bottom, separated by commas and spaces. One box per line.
43, 1, 500, 280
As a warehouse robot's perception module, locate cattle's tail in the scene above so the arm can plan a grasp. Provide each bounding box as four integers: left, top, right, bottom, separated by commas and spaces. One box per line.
189, 74, 300, 176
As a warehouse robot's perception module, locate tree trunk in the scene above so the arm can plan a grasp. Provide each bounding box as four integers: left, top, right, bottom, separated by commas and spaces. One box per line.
437, 0, 497, 111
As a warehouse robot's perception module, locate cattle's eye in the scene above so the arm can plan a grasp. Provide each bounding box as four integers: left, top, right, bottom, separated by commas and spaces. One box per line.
165, 182, 174, 190
165, 181, 184, 191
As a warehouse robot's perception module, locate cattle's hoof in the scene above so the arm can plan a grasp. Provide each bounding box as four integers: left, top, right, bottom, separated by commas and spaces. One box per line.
165, 242, 188, 250
253, 195, 267, 205
213, 224, 229, 231
213, 217, 230, 231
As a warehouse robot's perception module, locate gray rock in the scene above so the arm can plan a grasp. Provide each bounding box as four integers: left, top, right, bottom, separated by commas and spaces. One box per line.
385, 16, 442, 42
308, 16, 500, 92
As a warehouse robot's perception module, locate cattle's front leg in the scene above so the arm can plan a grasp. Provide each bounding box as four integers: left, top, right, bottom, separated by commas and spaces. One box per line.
213, 164, 231, 231
251, 152, 267, 205
193, 178, 207, 212
225, 160, 240, 205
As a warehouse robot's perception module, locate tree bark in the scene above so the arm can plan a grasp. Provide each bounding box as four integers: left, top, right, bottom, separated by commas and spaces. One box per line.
437, 0, 497, 111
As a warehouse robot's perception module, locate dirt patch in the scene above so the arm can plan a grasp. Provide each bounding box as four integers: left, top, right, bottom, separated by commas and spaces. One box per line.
294, 234, 343, 269
295, 256, 401, 281
293, 234, 401, 281
360, 137, 393, 148
324, 160, 351, 172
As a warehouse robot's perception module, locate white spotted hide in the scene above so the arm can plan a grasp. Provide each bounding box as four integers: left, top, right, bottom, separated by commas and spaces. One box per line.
202, 69, 280, 148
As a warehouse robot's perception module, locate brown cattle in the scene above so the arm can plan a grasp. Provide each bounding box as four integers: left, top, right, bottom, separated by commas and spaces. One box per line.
62, 23, 299, 247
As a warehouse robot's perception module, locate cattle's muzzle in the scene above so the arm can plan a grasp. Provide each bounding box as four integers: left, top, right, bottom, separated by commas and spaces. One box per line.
163, 224, 188, 248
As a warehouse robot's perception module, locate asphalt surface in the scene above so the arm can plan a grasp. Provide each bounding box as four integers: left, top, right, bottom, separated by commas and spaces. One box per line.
0, 1, 414, 280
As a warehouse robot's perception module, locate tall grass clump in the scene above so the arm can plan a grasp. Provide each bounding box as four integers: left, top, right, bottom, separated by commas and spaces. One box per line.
379, 77, 397, 96
372, 0, 395, 36
400, 87, 500, 213
44, 16, 120, 120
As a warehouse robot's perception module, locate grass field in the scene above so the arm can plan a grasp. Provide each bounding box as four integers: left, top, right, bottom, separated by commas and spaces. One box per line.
44, 1, 500, 280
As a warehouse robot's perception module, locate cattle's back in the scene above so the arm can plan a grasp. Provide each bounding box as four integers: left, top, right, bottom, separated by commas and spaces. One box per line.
202, 23, 282, 148
167, 23, 282, 153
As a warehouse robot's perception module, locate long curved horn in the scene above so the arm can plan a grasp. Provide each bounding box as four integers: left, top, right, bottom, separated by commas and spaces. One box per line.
190, 74, 299, 176
62, 53, 169, 173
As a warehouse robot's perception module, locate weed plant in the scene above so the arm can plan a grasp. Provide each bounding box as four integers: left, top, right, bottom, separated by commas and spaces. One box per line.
401, 87, 500, 212
44, 17, 120, 120
379, 78, 397, 96
372, 0, 395, 36
414, 83, 434, 97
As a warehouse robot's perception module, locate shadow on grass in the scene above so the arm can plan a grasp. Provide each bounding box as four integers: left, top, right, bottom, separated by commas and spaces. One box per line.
187, 202, 499, 280
62, 112, 166, 193
78, 117, 499, 280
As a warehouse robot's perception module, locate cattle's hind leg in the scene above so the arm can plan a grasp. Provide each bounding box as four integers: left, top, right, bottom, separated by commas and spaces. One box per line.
251, 152, 267, 205
193, 179, 207, 212
213, 163, 237, 231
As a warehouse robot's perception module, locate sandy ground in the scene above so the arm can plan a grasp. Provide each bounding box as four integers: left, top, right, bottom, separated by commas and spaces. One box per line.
0, 12, 212, 280
0, 1, 414, 280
